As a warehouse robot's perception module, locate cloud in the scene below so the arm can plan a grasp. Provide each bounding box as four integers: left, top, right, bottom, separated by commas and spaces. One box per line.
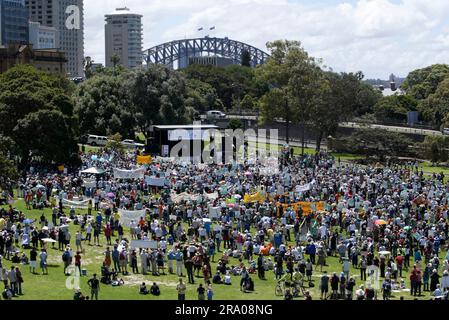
84, 0, 449, 78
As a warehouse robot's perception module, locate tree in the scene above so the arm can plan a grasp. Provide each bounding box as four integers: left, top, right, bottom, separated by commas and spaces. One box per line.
0, 65, 79, 171
338, 128, 413, 160
257, 40, 323, 153
418, 78, 449, 129
401, 64, 449, 100
241, 49, 251, 67
0, 135, 18, 189
185, 78, 223, 116
228, 118, 244, 130
132, 65, 189, 139
13, 109, 80, 170
83, 56, 94, 79
111, 54, 121, 76
373, 94, 418, 122
310, 72, 366, 151
105, 133, 125, 154
75, 73, 136, 138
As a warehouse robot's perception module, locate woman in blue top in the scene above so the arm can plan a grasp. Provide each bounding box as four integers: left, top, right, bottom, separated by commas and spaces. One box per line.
414, 248, 421, 263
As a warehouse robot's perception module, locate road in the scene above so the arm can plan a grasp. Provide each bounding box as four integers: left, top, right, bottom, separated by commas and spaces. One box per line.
224, 114, 443, 137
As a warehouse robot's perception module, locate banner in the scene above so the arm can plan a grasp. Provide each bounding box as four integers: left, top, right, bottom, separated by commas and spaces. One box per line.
276, 201, 326, 215
62, 198, 91, 209
296, 183, 311, 193
137, 155, 152, 165
113, 167, 145, 179
118, 209, 147, 227
130, 240, 158, 249
82, 179, 96, 188
244, 192, 265, 204
145, 176, 167, 187
209, 207, 220, 218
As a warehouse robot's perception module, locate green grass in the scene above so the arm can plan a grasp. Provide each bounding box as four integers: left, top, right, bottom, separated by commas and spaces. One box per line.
1, 198, 444, 300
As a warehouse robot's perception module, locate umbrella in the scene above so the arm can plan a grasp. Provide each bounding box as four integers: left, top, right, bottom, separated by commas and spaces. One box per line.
42, 226, 49, 231
244, 171, 252, 176
23, 219, 34, 224
227, 203, 236, 208
375, 219, 387, 226
403, 226, 412, 231
107, 192, 115, 199
35, 184, 46, 190
42, 238, 57, 243
379, 251, 391, 256
234, 194, 242, 199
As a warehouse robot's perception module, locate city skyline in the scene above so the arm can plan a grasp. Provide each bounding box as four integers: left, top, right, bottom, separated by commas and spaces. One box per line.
84, 0, 449, 79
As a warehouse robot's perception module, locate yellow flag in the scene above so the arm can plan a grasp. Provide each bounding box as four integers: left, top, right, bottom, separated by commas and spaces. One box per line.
58, 165, 64, 172
137, 155, 152, 165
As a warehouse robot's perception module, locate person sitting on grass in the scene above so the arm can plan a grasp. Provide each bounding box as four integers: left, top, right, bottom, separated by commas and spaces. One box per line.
150, 282, 160, 296
139, 282, 149, 295
212, 272, 223, 284
73, 289, 86, 300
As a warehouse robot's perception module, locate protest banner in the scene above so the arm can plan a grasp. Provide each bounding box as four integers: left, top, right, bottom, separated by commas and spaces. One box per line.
137, 155, 152, 165
276, 201, 326, 215
118, 209, 147, 227
113, 167, 145, 179
130, 240, 158, 249
145, 176, 167, 187
244, 192, 265, 204
209, 207, 220, 219
62, 198, 91, 209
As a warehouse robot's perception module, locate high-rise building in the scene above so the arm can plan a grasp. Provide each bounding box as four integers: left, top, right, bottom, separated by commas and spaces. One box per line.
0, 0, 29, 46
29, 21, 57, 49
25, 0, 84, 77
105, 7, 142, 69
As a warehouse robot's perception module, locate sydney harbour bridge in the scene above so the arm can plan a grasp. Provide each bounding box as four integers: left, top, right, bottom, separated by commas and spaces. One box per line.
143, 37, 270, 69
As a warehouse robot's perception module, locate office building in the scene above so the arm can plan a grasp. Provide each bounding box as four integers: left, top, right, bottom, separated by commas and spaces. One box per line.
0, 0, 29, 45
25, 0, 84, 77
105, 7, 142, 69
29, 20, 57, 49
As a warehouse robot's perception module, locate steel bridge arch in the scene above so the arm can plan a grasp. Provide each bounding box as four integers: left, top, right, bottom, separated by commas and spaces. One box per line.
143, 37, 270, 68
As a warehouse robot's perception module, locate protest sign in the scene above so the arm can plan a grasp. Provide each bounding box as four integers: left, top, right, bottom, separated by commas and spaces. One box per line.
113, 167, 145, 179
62, 198, 90, 209
130, 240, 158, 249
118, 209, 147, 227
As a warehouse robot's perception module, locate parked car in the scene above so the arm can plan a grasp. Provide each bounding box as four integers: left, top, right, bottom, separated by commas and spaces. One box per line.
122, 139, 145, 148
206, 110, 226, 120
86, 135, 108, 146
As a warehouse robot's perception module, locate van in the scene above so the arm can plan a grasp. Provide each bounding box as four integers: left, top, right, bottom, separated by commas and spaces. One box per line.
206, 110, 226, 120
87, 135, 108, 146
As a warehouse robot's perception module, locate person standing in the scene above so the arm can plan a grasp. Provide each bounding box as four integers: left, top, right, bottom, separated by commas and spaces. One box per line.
85, 222, 92, 246
39, 249, 48, 275
87, 273, 100, 300
359, 255, 367, 281
207, 284, 214, 300
29, 247, 37, 274
320, 271, 330, 300
185, 257, 194, 284
430, 269, 441, 293
112, 245, 120, 273
177, 279, 186, 300
75, 231, 83, 252
75, 251, 82, 275
8, 266, 17, 296
197, 283, 206, 300
15, 267, 23, 295
175, 249, 184, 277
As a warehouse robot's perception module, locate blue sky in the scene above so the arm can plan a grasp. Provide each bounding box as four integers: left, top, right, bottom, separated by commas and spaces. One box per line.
84, 0, 449, 79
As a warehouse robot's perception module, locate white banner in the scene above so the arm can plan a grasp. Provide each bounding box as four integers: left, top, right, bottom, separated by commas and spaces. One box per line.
113, 167, 145, 179
204, 192, 219, 200
145, 176, 168, 187
209, 206, 220, 219
130, 240, 158, 249
82, 179, 97, 188
62, 198, 91, 209
296, 183, 311, 193
118, 209, 147, 227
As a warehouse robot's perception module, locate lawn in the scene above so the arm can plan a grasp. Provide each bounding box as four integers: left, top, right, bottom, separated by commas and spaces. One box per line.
1, 198, 443, 300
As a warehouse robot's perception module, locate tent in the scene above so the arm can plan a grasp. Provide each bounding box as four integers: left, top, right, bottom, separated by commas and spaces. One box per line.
80, 167, 105, 175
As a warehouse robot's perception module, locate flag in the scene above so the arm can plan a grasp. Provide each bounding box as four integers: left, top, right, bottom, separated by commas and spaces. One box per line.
209, 26, 215, 30
198, 27, 203, 31
137, 155, 152, 165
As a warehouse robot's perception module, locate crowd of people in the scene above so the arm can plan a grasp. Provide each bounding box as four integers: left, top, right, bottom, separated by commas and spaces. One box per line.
1, 146, 449, 300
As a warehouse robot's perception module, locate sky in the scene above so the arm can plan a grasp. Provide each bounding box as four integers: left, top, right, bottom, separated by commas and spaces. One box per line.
84, 0, 449, 79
